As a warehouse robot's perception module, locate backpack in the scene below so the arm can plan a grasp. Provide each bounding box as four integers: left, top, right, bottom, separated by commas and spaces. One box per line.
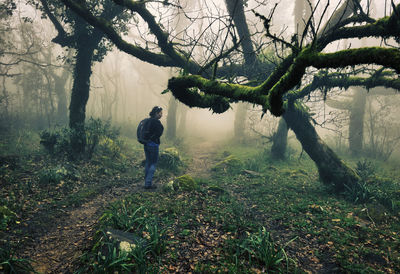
137, 118, 151, 144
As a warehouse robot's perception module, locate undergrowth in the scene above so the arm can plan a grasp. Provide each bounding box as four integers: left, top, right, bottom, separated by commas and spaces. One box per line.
80, 140, 400, 273
2, 132, 400, 273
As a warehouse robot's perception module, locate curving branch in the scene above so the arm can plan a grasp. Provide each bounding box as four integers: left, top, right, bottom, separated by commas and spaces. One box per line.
39, 0, 72, 46
60, 0, 183, 68
318, 10, 400, 49
168, 75, 268, 111
112, 0, 198, 71
287, 71, 400, 102
168, 46, 400, 117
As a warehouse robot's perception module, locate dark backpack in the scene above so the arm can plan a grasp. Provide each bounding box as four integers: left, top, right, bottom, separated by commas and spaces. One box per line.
137, 118, 151, 144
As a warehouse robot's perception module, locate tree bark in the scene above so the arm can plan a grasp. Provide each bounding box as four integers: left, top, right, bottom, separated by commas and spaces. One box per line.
224, 0, 256, 67
271, 118, 288, 159
69, 44, 95, 153
225, 0, 256, 141
283, 102, 359, 191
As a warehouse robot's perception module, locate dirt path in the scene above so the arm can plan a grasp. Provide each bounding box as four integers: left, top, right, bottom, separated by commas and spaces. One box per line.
185, 141, 219, 178
18, 143, 218, 273
21, 180, 143, 273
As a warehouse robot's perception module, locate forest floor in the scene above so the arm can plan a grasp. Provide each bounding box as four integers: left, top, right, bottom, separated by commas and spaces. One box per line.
20, 178, 143, 273
1, 133, 400, 273
3, 141, 220, 273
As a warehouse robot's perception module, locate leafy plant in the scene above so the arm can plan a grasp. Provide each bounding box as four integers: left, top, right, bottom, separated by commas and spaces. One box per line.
0, 245, 35, 273
85, 118, 120, 159
0, 206, 17, 231
344, 181, 373, 204
40, 128, 71, 156
146, 221, 166, 256
37, 166, 66, 186
128, 239, 151, 274
237, 227, 296, 272
158, 147, 183, 172
78, 241, 136, 274
99, 202, 146, 232
355, 159, 375, 181
344, 159, 376, 203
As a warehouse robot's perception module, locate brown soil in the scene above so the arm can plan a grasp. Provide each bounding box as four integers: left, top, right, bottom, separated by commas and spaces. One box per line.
21, 181, 143, 273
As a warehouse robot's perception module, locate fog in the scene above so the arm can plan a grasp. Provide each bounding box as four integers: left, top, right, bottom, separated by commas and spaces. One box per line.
1, 0, 400, 158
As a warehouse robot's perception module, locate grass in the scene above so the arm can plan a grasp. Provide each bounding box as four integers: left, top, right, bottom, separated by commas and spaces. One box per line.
0, 244, 36, 273
1, 130, 400, 273
80, 139, 400, 273
0, 130, 146, 271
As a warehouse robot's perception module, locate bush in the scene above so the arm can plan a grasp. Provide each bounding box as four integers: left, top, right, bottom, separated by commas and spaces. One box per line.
38, 166, 67, 186
158, 147, 183, 171
40, 118, 122, 159
245, 149, 270, 172
355, 159, 375, 181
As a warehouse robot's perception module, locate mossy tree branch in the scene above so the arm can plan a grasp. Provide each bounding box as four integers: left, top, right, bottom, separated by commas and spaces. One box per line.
287, 71, 400, 101
168, 75, 268, 112
268, 46, 400, 115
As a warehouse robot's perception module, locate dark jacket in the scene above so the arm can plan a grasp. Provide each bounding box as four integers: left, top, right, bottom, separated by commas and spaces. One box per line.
146, 118, 164, 144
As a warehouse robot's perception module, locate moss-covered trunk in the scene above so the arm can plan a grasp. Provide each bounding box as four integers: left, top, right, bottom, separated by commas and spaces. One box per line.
271, 118, 288, 159
283, 102, 359, 190
69, 44, 95, 154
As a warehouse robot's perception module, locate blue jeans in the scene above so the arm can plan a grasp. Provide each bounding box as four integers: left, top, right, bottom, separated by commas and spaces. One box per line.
144, 144, 159, 187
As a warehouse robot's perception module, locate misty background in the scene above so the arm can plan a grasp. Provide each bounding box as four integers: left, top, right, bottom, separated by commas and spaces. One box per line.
1, 0, 399, 160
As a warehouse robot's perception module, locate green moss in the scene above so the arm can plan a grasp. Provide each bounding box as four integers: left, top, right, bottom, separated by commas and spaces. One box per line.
168, 75, 268, 114
212, 155, 243, 173
173, 174, 198, 191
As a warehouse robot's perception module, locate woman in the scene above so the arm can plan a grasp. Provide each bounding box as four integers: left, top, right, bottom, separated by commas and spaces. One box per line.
143, 106, 164, 189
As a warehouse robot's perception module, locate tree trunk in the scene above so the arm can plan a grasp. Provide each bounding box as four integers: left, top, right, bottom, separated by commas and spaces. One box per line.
224, 0, 256, 67
271, 118, 288, 159
283, 102, 359, 191
224, 0, 256, 142
349, 87, 366, 156
166, 95, 178, 140
69, 44, 95, 154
